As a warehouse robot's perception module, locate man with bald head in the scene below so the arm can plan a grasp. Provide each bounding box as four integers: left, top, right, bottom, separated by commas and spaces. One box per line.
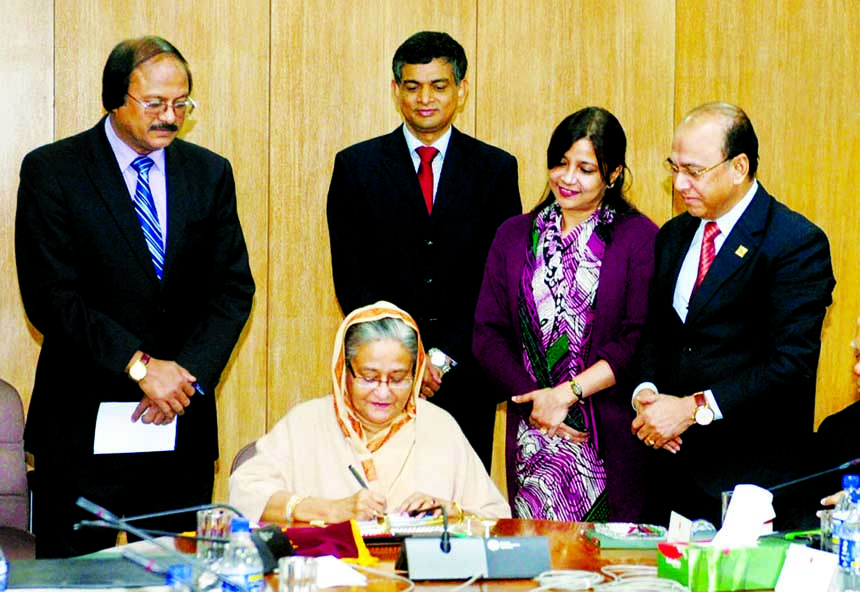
630, 102, 835, 527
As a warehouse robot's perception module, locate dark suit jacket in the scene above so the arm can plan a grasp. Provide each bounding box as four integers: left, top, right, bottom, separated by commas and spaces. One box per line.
635, 183, 835, 497
326, 126, 521, 361
16, 117, 255, 464
326, 126, 521, 462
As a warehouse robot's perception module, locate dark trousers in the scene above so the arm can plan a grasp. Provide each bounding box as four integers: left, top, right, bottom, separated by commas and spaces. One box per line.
428, 359, 497, 472
33, 451, 215, 558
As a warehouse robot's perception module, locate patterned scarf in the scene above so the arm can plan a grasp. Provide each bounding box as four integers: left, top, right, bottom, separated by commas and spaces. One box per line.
512, 204, 613, 521
519, 204, 610, 431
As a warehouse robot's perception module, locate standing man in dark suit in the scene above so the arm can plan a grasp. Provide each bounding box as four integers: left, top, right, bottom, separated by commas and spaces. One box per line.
630, 102, 835, 527
326, 32, 521, 468
16, 36, 255, 557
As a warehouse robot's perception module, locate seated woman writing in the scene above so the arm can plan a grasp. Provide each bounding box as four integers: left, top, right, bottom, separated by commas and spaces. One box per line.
229, 301, 510, 523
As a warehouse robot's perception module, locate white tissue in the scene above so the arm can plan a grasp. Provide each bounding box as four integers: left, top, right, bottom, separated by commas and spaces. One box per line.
711, 483, 775, 548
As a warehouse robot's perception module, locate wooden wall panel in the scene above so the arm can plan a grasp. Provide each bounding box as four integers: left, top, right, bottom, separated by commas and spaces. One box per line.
675, 0, 860, 426
51, 0, 270, 502
477, 0, 676, 224
268, 0, 476, 429
0, 1, 52, 412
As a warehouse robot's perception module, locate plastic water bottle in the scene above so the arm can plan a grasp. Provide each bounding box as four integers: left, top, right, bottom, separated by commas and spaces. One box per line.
0, 546, 8, 592
838, 488, 860, 591
166, 564, 193, 592
833, 475, 860, 554
219, 517, 265, 592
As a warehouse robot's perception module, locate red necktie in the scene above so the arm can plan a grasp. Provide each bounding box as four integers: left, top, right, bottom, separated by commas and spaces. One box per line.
416, 146, 439, 214
693, 221, 721, 295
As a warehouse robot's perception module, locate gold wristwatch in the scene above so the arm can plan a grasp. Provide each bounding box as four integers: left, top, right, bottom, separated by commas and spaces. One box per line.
692, 392, 714, 426
129, 353, 151, 382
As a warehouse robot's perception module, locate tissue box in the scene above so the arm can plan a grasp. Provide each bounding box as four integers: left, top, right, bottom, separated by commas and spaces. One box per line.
657, 538, 790, 591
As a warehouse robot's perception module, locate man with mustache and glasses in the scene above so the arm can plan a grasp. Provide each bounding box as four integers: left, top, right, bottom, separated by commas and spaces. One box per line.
15, 36, 255, 558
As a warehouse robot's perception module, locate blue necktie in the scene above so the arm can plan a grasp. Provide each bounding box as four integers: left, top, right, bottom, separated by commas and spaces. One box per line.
130, 156, 164, 280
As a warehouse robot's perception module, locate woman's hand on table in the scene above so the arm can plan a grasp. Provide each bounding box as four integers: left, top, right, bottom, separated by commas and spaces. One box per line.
396, 492, 452, 517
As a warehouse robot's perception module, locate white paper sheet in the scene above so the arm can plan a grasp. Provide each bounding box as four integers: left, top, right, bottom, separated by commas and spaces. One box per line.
313, 555, 367, 587
93, 402, 177, 454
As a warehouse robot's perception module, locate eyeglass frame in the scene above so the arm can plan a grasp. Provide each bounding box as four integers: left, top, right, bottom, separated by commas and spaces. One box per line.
345, 362, 415, 393
126, 93, 197, 116
664, 156, 732, 180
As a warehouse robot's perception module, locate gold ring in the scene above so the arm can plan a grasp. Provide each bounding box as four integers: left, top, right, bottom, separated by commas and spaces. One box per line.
646, 438, 656, 446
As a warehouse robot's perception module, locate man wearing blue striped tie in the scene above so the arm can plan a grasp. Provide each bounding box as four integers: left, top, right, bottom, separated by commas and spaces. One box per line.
15, 36, 256, 558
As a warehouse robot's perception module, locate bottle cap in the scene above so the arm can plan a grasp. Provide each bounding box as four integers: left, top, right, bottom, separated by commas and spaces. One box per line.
230, 516, 251, 533
166, 564, 192, 585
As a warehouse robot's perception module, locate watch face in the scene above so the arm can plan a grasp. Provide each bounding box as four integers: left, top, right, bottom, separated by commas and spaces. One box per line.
695, 406, 714, 426
129, 360, 147, 381
430, 350, 446, 367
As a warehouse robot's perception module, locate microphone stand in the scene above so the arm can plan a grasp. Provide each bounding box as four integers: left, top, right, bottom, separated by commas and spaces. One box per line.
75, 497, 246, 592
410, 504, 452, 553
768, 458, 860, 493
118, 502, 244, 524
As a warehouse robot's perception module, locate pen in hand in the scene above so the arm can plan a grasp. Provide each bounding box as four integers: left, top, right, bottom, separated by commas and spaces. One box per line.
348, 464, 368, 489
190, 381, 205, 395
349, 464, 387, 523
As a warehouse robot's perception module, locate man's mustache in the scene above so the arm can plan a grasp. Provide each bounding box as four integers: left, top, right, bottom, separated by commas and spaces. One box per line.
150, 123, 179, 132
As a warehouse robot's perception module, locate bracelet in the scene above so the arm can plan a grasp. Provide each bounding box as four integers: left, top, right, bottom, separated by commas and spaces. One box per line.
451, 501, 465, 521
285, 494, 305, 524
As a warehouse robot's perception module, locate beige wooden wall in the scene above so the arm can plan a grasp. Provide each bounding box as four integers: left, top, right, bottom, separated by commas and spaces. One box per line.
2, 0, 857, 504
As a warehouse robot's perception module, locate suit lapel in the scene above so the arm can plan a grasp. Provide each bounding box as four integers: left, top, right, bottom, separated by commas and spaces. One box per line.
431, 126, 468, 221
83, 119, 162, 286
380, 128, 429, 219
163, 142, 189, 282
664, 214, 699, 298
687, 186, 771, 319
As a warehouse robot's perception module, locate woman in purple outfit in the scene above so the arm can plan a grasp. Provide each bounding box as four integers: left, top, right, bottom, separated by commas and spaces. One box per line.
474, 107, 658, 521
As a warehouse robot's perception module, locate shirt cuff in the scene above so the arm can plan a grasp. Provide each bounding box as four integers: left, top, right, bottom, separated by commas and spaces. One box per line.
703, 389, 723, 420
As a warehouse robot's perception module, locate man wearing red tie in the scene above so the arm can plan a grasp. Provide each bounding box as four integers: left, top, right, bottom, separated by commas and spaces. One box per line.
326, 32, 521, 468
630, 102, 835, 527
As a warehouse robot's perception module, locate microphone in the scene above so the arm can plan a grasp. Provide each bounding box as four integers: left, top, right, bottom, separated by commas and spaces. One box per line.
74, 498, 292, 574
440, 504, 451, 554
408, 504, 451, 553
395, 504, 551, 580
75, 497, 243, 590
768, 458, 860, 493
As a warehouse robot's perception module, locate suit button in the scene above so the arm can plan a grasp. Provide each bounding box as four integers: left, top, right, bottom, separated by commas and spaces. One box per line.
425, 240, 434, 246
682, 346, 693, 354
425, 278, 433, 284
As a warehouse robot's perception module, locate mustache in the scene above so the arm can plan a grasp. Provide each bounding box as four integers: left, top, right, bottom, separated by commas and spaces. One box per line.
150, 123, 179, 132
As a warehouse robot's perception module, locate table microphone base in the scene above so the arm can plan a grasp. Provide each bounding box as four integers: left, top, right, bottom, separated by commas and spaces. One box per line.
396, 536, 551, 580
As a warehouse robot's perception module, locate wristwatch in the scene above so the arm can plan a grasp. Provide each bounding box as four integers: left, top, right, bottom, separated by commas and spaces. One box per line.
129, 353, 151, 382
569, 379, 583, 402
692, 392, 714, 426
428, 348, 456, 375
